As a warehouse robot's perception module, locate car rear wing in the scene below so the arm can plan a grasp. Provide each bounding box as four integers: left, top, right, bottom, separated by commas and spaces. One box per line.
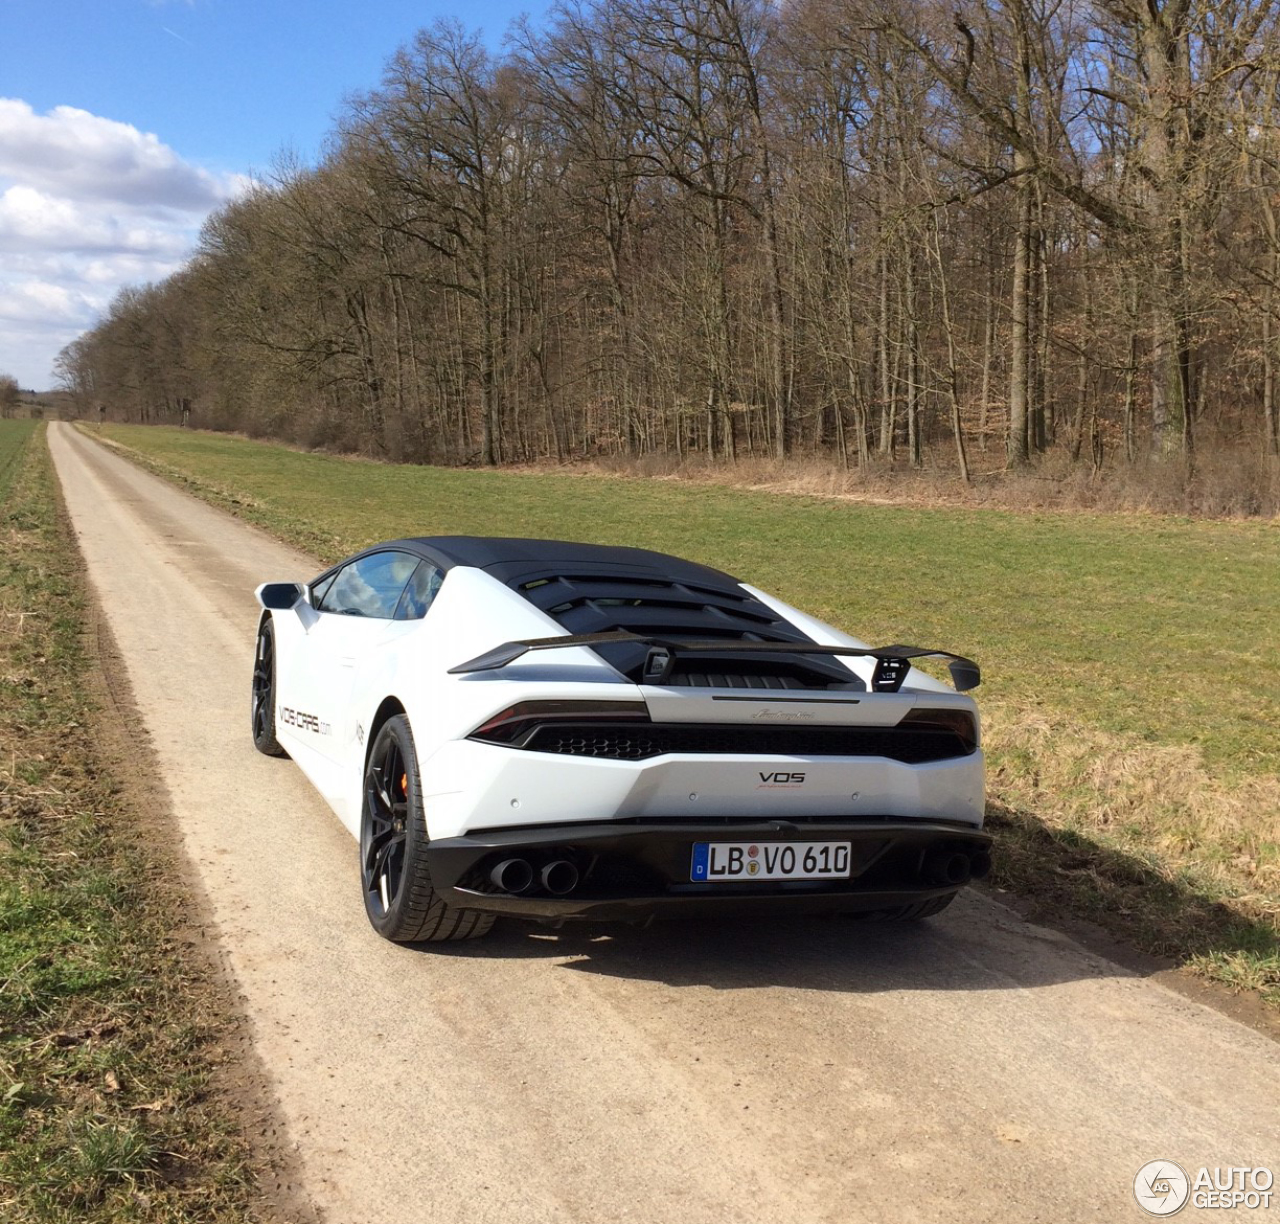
448, 630, 979, 693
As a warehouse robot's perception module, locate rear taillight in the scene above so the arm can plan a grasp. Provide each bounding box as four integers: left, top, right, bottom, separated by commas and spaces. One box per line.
469, 700, 650, 746
896, 707, 979, 754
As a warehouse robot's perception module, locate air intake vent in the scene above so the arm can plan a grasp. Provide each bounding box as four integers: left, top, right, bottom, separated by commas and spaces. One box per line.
514, 722, 973, 763
503, 568, 862, 689
668, 670, 815, 690
516, 573, 785, 638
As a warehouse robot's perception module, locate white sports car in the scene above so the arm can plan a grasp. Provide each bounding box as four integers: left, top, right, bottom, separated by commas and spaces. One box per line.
251, 537, 989, 943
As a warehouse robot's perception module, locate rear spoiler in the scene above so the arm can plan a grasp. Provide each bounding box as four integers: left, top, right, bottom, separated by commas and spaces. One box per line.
448, 630, 979, 692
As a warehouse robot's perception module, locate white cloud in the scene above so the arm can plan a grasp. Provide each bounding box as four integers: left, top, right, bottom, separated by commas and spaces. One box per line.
0, 98, 226, 210
0, 98, 241, 388
80, 253, 187, 285
0, 185, 191, 256
0, 281, 83, 323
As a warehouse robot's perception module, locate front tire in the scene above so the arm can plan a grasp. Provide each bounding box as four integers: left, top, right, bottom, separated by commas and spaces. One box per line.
250, 619, 286, 757
360, 715, 494, 943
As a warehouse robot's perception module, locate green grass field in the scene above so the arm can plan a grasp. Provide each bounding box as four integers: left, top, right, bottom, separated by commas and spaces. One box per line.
92, 424, 1280, 1001
0, 419, 36, 500
0, 422, 263, 1221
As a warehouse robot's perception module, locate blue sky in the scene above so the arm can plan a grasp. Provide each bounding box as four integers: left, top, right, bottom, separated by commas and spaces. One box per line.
0, 0, 536, 389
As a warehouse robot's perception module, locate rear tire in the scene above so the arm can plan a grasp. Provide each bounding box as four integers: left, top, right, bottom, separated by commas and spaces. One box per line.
250, 619, 286, 757
360, 715, 494, 943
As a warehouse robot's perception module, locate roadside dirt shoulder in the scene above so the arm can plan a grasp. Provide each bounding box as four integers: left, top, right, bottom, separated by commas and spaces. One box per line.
85, 581, 323, 1224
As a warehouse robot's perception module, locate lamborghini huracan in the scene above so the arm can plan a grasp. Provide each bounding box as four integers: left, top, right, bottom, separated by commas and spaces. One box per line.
251, 537, 989, 943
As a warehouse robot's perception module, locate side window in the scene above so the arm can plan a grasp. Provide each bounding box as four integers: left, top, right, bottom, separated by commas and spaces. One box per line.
310, 571, 339, 606
317, 552, 419, 619
394, 563, 444, 621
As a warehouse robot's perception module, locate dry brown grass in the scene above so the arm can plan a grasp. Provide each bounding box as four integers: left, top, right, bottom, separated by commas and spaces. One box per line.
550, 444, 1280, 519
93, 418, 1280, 520
985, 701, 1280, 903
982, 699, 1280, 998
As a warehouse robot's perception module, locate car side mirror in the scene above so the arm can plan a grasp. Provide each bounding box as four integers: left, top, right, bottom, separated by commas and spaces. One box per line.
256, 581, 305, 611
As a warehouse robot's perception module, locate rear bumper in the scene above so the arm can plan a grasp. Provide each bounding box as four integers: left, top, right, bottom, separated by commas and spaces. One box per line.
416, 740, 985, 839
425, 818, 991, 922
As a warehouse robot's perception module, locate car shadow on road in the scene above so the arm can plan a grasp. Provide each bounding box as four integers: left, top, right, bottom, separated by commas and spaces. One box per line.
418, 893, 1118, 996
416, 799, 1279, 1023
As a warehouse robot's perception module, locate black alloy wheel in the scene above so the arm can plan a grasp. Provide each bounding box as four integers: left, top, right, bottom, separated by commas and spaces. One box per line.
250, 619, 286, 757
362, 726, 410, 922
359, 714, 493, 943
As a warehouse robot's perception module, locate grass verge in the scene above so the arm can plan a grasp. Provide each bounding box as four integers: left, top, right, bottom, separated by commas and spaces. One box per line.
0, 421, 282, 1221
86, 423, 1280, 1007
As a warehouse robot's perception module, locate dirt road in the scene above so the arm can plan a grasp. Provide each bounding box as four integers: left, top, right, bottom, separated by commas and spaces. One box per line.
48, 421, 1279, 1224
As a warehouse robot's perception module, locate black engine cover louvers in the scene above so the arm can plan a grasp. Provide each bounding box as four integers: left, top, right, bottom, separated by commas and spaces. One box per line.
503, 569, 862, 689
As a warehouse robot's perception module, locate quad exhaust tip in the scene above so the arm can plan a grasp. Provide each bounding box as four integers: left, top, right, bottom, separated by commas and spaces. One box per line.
920, 847, 991, 887
490, 858, 535, 895
541, 860, 580, 896
489, 856, 581, 896
922, 849, 974, 888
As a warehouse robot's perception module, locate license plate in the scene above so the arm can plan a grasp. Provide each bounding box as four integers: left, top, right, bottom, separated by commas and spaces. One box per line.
690, 841, 852, 883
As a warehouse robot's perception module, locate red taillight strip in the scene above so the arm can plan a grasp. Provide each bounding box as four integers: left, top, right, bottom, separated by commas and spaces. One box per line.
896, 707, 979, 754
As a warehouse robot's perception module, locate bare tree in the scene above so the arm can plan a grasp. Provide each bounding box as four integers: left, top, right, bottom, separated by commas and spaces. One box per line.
56, 0, 1280, 496
0, 374, 19, 418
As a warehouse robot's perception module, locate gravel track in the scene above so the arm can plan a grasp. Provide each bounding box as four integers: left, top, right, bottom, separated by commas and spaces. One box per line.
49, 421, 1280, 1224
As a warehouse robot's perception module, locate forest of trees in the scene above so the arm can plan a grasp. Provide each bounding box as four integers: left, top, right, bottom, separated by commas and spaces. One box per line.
0, 375, 20, 418
58, 0, 1280, 489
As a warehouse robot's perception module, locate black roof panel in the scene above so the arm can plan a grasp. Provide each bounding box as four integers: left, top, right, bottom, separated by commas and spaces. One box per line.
390, 536, 741, 587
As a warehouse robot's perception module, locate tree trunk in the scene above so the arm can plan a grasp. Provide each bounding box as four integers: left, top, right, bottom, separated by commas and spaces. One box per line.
1259, 172, 1280, 455
1008, 170, 1032, 467
979, 232, 996, 453
1265, 303, 1278, 456
760, 147, 789, 459
479, 259, 500, 466
1033, 180, 1051, 451
1006, 9, 1035, 468
904, 243, 922, 468
877, 247, 895, 459
929, 212, 970, 482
